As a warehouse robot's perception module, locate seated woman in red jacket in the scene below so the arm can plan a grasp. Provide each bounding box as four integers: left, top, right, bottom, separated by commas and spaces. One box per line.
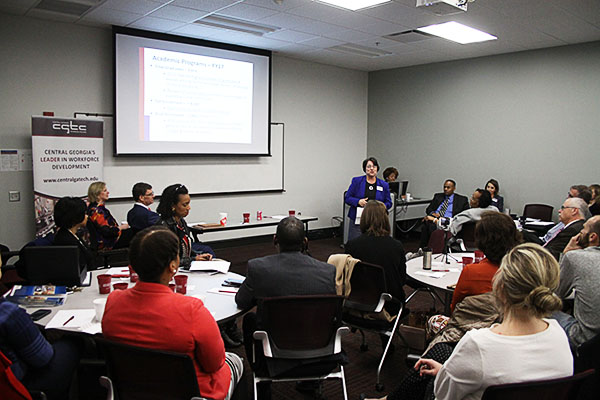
101, 226, 243, 400
450, 211, 521, 312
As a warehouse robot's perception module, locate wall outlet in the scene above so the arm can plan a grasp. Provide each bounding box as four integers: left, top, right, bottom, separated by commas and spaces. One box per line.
9, 191, 20, 202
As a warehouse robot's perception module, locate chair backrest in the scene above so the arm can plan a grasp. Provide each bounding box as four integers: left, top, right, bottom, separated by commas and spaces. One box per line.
344, 261, 388, 313
21, 246, 86, 286
428, 229, 449, 253
481, 369, 595, 400
523, 204, 554, 221
457, 222, 477, 248
96, 338, 202, 400
257, 295, 344, 359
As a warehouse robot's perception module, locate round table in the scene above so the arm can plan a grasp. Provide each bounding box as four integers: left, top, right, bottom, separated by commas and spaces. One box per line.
27, 269, 247, 330
406, 252, 475, 314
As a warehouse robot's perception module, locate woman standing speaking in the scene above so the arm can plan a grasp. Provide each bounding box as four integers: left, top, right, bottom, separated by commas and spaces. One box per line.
344, 157, 392, 241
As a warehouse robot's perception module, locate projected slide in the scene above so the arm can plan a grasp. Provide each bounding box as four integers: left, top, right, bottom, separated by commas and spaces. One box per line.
114, 27, 271, 156
142, 48, 254, 144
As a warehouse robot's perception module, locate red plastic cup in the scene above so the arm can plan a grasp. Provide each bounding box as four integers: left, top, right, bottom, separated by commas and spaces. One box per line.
243, 213, 250, 223
174, 275, 188, 295
129, 266, 138, 283
474, 250, 484, 263
169, 283, 176, 292
97, 274, 112, 294
462, 257, 474, 266
113, 282, 128, 291
289, 210, 296, 217
257, 211, 262, 221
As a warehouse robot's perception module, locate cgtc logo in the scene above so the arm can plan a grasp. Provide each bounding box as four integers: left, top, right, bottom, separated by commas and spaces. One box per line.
52, 121, 87, 134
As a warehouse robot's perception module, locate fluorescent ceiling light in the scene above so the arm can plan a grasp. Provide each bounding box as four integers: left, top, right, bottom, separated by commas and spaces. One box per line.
195, 15, 279, 36
416, 21, 497, 44
316, 0, 391, 11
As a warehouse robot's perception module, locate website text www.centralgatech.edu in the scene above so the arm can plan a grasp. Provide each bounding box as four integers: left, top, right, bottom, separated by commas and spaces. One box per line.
42, 176, 99, 184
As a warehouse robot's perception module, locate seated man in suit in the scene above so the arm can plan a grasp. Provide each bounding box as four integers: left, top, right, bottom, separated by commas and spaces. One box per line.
420, 179, 470, 248
428, 189, 498, 236
524, 197, 587, 260
554, 215, 600, 349
235, 217, 336, 392
126, 182, 159, 233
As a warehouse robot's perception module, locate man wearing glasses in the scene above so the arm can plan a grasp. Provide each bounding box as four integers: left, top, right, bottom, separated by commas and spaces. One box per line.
127, 182, 159, 233
525, 198, 587, 260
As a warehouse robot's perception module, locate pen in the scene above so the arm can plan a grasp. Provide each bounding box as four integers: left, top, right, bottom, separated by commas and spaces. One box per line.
432, 270, 450, 272
62, 315, 75, 326
218, 290, 237, 294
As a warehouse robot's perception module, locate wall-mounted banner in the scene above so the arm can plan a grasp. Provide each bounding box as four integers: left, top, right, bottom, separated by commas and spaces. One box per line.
31, 116, 104, 237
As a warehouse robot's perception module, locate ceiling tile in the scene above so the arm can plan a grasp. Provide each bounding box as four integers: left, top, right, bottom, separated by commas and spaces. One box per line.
129, 16, 187, 31
101, 0, 166, 15
298, 36, 344, 49
215, 3, 280, 21
266, 29, 317, 42
171, 0, 243, 13
148, 5, 210, 22
81, 7, 143, 26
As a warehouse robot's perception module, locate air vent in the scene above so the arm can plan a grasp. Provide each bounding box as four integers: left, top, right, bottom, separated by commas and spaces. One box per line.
194, 15, 279, 36
33, 0, 94, 16
384, 30, 432, 43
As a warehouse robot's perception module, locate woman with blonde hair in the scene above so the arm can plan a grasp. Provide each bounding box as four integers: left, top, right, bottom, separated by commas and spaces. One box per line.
370, 243, 573, 400
416, 243, 572, 400
87, 181, 131, 250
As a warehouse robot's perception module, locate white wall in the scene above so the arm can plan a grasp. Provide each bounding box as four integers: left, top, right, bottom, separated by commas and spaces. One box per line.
0, 13, 368, 249
368, 41, 600, 219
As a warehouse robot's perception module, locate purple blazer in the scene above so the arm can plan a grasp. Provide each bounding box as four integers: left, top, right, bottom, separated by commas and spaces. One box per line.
345, 176, 392, 221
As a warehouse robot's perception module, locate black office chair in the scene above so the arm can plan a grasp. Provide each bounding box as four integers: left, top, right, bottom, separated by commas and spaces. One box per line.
522, 204, 554, 221
481, 369, 595, 400
96, 338, 209, 400
85, 221, 129, 269
574, 333, 600, 400
454, 222, 477, 252
252, 295, 349, 400
21, 245, 88, 286
341, 261, 408, 392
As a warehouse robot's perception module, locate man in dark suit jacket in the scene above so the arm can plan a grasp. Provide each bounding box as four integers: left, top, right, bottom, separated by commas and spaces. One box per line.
235, 217, 336, 384
542, 197, 586, 260
420, 179, 470, 248
126, 182, 159, 233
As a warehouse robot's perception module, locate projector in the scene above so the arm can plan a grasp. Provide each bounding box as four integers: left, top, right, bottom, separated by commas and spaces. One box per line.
416, 0, 467, 16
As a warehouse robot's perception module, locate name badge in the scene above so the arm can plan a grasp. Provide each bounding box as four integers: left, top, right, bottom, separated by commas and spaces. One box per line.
377, 186, 383, 191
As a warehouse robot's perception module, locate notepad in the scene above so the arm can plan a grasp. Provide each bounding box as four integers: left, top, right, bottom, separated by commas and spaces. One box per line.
189, 259, 230, 273
45, 309, 101, 334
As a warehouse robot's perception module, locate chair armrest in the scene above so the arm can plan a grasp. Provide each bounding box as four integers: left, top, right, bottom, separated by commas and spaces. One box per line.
334, 326, 349, 353
99, 376, 115, 400
374, 293, 392, 313
253, 330, 273, 358
190, 226, 203, 242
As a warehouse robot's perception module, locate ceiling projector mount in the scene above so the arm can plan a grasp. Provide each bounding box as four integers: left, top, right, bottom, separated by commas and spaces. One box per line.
416, 0, 475, 16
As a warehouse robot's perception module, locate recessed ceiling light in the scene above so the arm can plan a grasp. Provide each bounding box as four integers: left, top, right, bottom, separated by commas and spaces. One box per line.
416, 21, 497, 44
316, 0, 392, 11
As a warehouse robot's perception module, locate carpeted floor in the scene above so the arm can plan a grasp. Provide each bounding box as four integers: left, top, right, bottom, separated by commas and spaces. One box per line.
216, 233, 447, 400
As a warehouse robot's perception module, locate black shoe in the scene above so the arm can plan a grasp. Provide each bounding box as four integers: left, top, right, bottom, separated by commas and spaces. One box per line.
225, 322, 244, 344
221, 329, 242, 348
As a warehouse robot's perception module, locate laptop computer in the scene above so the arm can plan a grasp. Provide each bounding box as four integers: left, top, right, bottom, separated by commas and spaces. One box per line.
400, 180, 409, 196
388, 181, 400, 196
22, 246, 89, 287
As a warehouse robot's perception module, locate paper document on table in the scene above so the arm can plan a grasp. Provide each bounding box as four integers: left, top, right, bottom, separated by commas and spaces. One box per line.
414, 271, 447, 279
46, 309, 101, 334
270, 215, 287, 220
190, 259, 231, 273
107, 267, 130, 277
208, 287, 238, 296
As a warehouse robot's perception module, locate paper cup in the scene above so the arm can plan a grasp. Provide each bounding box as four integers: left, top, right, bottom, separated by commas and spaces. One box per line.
462, 257, 474, 266
169, 283, 176, 292
97, 274, 112, 294
129, 266, 138, 283
174, 275, 188, 295
474, 250, 484, 263
93, 298, 107, 322
113, 282, 128, 291
219, 212, 228, 226
257, 211, 262, 221
243, 213, 250, 223
289, 210, 296, 217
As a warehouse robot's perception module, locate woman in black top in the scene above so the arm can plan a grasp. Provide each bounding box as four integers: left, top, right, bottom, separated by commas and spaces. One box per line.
345, 200, 406, 313
53, 196, 94, 270
156, 184, 214, 270
589, 184, 600, 216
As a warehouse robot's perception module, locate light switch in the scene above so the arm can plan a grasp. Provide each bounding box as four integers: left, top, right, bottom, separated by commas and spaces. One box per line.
9, 191, 20, 202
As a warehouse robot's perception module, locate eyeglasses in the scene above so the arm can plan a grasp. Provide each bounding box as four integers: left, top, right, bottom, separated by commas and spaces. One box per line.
144, 191, 154, 197
365, 165, 377, 170
560, 205, 577, 210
